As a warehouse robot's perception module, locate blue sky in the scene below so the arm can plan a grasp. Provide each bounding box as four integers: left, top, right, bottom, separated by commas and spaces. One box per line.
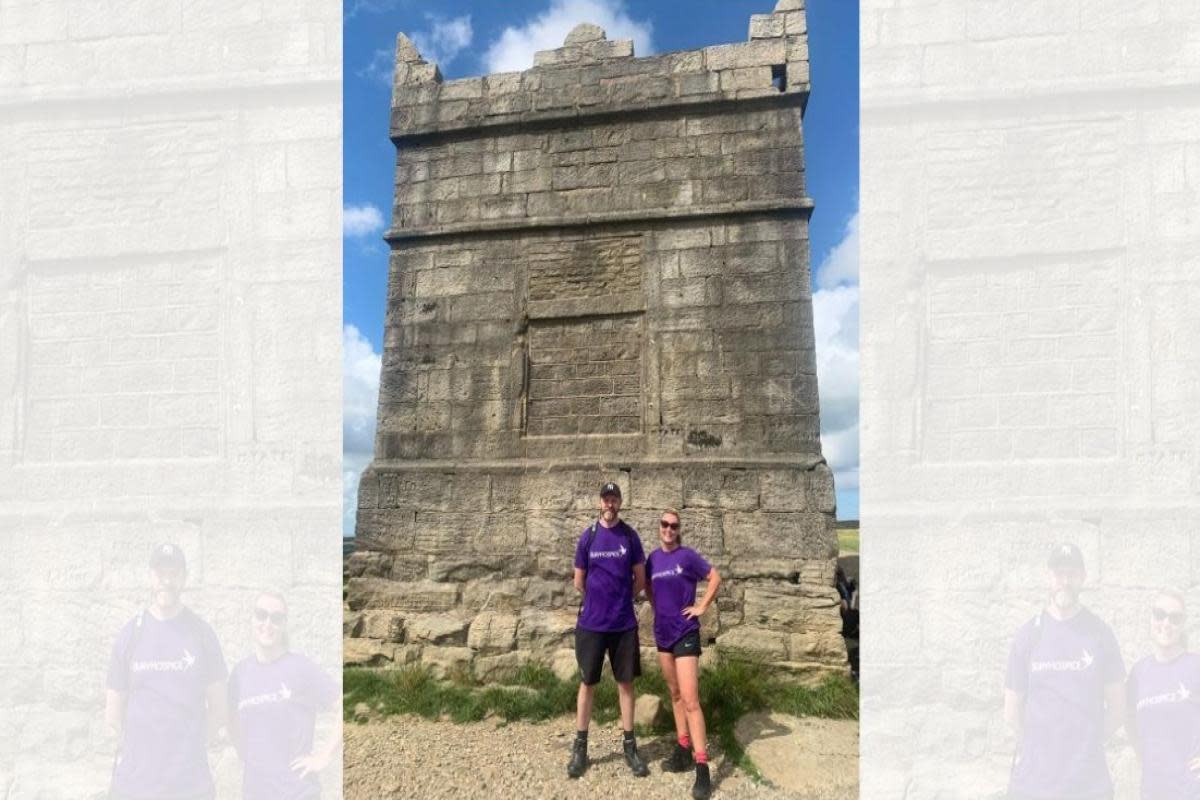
343, 0, 859, 532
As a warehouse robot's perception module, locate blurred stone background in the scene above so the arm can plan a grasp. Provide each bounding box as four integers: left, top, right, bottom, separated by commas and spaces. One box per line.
862, 0, 1200, 796
0, 0, 342, 796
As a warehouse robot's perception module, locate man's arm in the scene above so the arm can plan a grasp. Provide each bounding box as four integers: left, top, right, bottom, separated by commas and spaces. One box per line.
1103, 680, 1125, 739
573, 567, 586, 594
1003, 688, 1024, 738
632, 563, 646, 599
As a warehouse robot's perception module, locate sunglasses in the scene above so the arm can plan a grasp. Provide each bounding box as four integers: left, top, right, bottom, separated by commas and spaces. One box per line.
1152, 607, 1185, 625
253, 608, 287, 626
660, 520, 680, 530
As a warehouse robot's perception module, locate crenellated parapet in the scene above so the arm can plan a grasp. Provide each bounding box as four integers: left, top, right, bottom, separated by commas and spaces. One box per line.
390, 0, 811, 141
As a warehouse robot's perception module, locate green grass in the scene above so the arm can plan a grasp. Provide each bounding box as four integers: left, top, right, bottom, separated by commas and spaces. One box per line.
837, 527, 859, 554
344, 659, 858, 773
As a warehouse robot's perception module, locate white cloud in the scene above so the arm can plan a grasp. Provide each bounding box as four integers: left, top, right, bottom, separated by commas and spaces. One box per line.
812, 210, 860, 497
343, 204, 386, 238
484, 0, 654, 74
815, 211, 859, 290
412, 14, 473, 68
358, 48, 393, 86
347, 0, 404, 19
344, 324, 382, 535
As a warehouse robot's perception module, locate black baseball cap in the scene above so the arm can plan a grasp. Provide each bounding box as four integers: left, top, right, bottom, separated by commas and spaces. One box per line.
150, 542, 187, 571
599, 482, 621, 498
1047, 542, 1084, 570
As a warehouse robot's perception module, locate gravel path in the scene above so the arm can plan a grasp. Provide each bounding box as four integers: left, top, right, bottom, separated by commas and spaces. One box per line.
344, 714, 808, 799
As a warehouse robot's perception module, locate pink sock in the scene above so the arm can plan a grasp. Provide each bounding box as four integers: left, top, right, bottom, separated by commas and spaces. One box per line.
678, 734, 691, 749
695, 751, 708, 765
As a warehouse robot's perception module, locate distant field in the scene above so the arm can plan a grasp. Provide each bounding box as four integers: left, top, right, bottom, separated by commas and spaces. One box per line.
837, 526, 859, 554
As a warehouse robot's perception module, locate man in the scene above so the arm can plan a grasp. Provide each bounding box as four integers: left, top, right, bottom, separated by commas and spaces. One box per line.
567, 481, 649, 779
105, 543, 228, 800
835, 564, 859, 683
1004, 543, 1125, 800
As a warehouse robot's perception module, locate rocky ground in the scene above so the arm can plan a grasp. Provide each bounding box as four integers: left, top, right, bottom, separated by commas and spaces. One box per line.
344, 713, 858, 799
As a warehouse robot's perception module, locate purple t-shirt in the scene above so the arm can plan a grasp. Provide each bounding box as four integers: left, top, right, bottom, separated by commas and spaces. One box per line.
574, 520, 645, 633
229, 652, 338, 800
1128, 652, 1200, 800
1005, 608, 1125, 799
106, 609, 227, 799
646, 546, 711, 650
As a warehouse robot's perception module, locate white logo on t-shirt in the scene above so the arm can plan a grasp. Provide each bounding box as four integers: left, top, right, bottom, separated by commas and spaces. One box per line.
591, 544, 627, 560
651, 564, 686, 581
1031, 648, 1094, 673
131, 649, 196, 673
238, 682, 293, 710
1137, 681, 1192, 711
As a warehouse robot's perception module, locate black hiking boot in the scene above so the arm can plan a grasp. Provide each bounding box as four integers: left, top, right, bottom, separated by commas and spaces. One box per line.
567, 738, 588, 779
623, 738, 649, 777
662, 742, 693, 773
692, 762, 712, 799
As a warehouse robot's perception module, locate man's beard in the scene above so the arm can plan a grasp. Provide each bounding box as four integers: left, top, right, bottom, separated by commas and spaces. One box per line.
1052, 588, 1079, 611
154, 588, 181, 608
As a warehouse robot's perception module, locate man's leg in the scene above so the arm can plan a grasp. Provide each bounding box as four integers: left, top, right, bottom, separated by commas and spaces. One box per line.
616, 679, 636, 730
611, 629, 648, 777
569, 629, 605, 778
575, 682, 595, 731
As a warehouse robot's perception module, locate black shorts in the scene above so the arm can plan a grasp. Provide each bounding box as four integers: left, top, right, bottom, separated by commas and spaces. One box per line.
575, 626, 642, 685
657, 629, 702, 658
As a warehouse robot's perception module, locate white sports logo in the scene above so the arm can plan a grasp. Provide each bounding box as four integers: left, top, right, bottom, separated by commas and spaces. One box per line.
132, 649, 196, 673
238, 682, 294, 710
1137, 682, 1192, 711
591, 544, 628, 560
1031, 648, 1094, 673
651, 564, 686, 581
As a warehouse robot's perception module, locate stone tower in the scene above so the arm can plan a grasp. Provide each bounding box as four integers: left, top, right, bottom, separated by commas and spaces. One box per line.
346, 0, 846, 683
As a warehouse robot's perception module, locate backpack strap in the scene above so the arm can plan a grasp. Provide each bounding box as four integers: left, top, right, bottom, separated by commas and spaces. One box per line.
121, 610, 147, 685
577, 521, 599, 618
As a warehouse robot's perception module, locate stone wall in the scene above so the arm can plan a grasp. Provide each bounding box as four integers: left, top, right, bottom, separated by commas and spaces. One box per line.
348, 0, 845, 684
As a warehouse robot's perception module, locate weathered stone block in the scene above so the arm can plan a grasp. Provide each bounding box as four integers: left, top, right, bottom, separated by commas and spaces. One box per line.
468, 611, 519, 654
473, 651, 528, 682
462, 577, 527, 614
716, 626, 788, 662
354, 610, 406, 642
405, 613, 469, 645
517, 609, 576, 651
343, 638, 395, 666
749, 14, 785, 39
789, 631, 846, 662
422, 646, 473, 679
743, 585, 838, 629
346, 578, 458, 613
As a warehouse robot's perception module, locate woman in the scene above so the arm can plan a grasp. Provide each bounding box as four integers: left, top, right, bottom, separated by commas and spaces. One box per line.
228, 592, 340, 800
1128, 589, 1200, 799
645, 508, 721, 800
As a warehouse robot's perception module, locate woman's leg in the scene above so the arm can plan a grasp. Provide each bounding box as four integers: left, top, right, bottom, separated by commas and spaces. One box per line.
658, 650, 690, 741
674, 655, 707, 758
